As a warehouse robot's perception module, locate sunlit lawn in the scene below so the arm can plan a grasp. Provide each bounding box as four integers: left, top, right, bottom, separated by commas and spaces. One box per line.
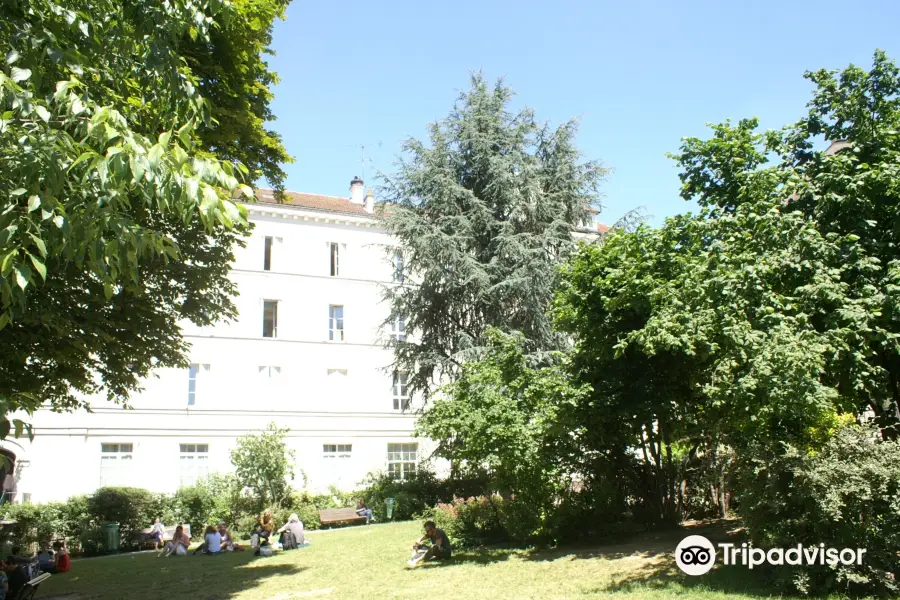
37, 520, 833, 599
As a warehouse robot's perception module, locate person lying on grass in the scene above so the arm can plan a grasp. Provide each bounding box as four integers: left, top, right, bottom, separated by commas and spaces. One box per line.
408, 520, 452, 567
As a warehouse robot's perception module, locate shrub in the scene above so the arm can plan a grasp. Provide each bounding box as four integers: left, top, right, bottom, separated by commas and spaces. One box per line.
358, 469, 490, 522
431, 495, 508, 548
738, 424, 900, 596
86, 487, 156, 548
171, 485, 215, 536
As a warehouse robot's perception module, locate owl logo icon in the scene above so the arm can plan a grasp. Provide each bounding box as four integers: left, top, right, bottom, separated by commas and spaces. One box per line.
675, 535, 716, 575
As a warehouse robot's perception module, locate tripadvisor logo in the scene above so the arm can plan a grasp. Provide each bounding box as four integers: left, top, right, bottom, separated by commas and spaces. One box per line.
675, 535, 867, 576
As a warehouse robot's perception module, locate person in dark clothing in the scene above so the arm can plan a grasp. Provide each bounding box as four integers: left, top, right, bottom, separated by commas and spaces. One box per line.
3, 557, 28, 598
408, 521, 452, 566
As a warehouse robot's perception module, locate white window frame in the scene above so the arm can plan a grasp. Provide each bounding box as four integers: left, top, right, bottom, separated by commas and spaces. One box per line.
387, 443, 417, 481
392, 249, 405, 283
392, 372, 409, 411
263, 299, 278, 338
179, 443, 209, 488
328, 304, 344, 341
99, 443, 134, 488
258, 365, 281, 378
329, 242, 340, 277
187, 363, 210, 406
322, 443, 352, 460
390, 315, 407, 343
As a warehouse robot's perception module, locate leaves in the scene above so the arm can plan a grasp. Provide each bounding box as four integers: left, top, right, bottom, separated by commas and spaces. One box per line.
0, 0, 287, 421
383, 74, 607, 400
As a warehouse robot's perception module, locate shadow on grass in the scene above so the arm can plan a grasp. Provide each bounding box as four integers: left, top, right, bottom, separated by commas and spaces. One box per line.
41, 552, 308, 600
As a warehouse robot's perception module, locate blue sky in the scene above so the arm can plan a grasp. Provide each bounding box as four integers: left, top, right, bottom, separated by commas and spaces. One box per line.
266, 0, 899, 226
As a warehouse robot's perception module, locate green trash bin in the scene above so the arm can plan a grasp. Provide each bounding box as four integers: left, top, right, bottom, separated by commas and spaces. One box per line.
102, 522, 120, 553
385, 498, 395, 520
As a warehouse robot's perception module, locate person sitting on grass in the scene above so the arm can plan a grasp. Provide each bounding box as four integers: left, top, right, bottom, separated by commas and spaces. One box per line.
1, 557, 27, 598
148, 517, 165, 550
276, 513, 306, 549
355, 499, 376, 524
36, 542, 55, 573
159, 525, 190, 557
193, 525, 222, 555
216, 522, 238, 551
252, 512, 275, 556
408, 520, 452, 567
53, 541, 70, 573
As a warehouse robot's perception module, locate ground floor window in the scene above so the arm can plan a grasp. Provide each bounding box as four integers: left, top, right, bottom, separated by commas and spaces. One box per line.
323, 444, 352, 460
100, 443, 133, 487
387, 443, 417, 480
179, 443, 209, 487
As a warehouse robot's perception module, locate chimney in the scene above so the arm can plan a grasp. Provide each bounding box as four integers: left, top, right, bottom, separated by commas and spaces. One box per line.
349, 176, 365, 205
364, 188, 375, 214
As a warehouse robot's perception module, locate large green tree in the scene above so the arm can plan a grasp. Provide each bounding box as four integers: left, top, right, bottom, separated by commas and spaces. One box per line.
184, 0, 293, 189
381, 75, 607, 400
0, 0, 289, 433
553, 51, 900, 522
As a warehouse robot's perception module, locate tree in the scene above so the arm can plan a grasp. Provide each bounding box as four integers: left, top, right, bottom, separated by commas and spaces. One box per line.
230, 423, 295, 508
381, 74, 607, 400
0, 0, 290, 435
416, 328, 588, 538
553, 51, 900, 526
183, 0, 294, 189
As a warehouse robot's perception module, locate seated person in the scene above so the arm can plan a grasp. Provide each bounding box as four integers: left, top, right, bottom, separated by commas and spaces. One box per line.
251, 512, 275, 556
148, 518, 165, 550
53, 541, 70, 573
159, 525, 190, 557
408, 521, 452, 567
355, 500, 376, 524
276, 513, 306, 549
193, 525, 222, 555
216, 522, 237, 551
1, 557, 28, 598
36, 543, 55, 573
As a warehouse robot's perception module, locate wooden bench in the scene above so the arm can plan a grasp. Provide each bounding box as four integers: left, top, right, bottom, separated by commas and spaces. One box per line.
11, 571, 51, 600
135, 524, 191, 547
318, 508, 366, 527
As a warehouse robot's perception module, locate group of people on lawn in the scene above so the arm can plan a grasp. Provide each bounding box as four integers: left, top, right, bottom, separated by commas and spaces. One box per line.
152, 510, 307, 558
0, 540, 70, 599
149, 498, 450, 568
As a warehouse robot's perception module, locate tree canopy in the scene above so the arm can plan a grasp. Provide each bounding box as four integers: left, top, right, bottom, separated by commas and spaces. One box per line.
184, 0, 293, 189
0, 0, 289, 433
551, 51, 900, 525
381, 74, 607, 400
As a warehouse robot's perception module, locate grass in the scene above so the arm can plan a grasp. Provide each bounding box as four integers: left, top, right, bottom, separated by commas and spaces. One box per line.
37, 521, 816, 599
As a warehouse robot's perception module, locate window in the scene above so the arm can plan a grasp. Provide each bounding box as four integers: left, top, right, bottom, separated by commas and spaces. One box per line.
392, 372, 409, 411
187, 363, 210, 406
329, 242, 340, 277
328, 305, 344, 341
264, 236, 273, 271
392, 249, 404, 283
179, 443, 209, 488
387, 443, 417, 480
390, 315, 407, 343
263, 300, 278, 338
323, 444, 352, 460
258, 366, 281, 378
100, 443, 133, 487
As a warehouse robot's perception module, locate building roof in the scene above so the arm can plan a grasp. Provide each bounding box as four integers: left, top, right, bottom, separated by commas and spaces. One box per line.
253, 188, 372, 216
597, 223, 610, 233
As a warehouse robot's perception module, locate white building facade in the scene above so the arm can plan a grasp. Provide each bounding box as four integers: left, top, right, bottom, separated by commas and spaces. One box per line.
9, 177, 431, 503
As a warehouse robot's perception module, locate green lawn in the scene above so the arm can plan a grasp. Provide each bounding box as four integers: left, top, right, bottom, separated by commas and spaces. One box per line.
37, 521, 808, 599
